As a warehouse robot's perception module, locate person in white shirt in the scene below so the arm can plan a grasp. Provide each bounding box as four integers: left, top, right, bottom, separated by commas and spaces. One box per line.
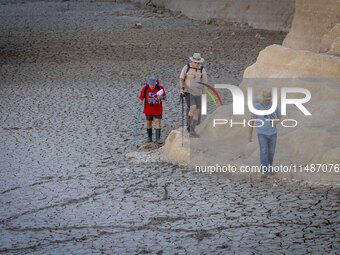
179, 53, 208, 137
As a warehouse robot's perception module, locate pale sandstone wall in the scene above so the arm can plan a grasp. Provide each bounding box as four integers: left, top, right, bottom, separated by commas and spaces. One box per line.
162, 0, 340, 184
239, 45, 340, 183
132, 0, 295, 32
163, 45, 340, 184
320, 23, 340, 54
283, 0, 340, 52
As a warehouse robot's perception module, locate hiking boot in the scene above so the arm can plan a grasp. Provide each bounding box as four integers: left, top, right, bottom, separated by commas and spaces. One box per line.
147, 128, 152, 143
189, 132, 200, 138
155, 128, 162, 144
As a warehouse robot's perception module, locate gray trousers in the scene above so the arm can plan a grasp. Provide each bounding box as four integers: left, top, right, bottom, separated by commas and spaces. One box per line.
184, 92, 201, 125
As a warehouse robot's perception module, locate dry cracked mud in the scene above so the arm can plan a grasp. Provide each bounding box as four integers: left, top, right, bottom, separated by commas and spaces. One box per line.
0, 1, 339, 254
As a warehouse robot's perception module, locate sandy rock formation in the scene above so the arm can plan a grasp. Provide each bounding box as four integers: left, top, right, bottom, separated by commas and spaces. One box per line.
240, 46, 340, 183
320, 23, 340, 54
163, 45, 340, 183
330, 37, 340, 55
244, 44, 340, 78
162, 130, 190, 164
163, 0, 340, 184
283, 0, 340, 53
132, 0, 295, 32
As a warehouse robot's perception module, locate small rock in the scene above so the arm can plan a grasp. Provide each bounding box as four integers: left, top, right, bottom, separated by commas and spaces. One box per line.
80, 95, 88, 98
206, 18, 225, 26
255, 33, 264, 39
163, 183, 169, 200
217, 20, 226, 26
132, 23, 142, 29
206, 18, 213, 25
172, 11, 181, 17
231, 32, 235, 36
139, 143, 152, 150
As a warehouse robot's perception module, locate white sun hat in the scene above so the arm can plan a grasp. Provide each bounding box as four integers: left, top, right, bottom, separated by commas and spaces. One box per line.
189, 53, 205, 63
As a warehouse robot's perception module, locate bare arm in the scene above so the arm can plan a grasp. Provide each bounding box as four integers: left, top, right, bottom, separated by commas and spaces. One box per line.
180, 78, 185, 93
202, 68, 208, 83
179, 65, 187, 94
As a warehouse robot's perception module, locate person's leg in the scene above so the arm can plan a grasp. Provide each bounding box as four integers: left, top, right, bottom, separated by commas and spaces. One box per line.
154, 116, 162, 144
188, 94, 200, 137
146, 116, 153, 142
194, 95, 202, 125
186, 107, 190, 132
268, 133, 277, 173
189, 95, 201, 137
146, 120, 152, 129
155, 118, 161, 129
257, 133, 269, 175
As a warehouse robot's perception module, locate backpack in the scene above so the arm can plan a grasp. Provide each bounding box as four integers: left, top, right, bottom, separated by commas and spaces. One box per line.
185, 63, 204, 79
142, 80, 161, 99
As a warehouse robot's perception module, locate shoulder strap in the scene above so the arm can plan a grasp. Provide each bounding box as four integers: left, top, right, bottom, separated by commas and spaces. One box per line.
143, 84, 149, 99
144, 83, 161, 98
185, 63, 204, 80
186, 63, 204, 75
199, 66, 204, 79
185, 63, 190, 74
156, 80, 161, 91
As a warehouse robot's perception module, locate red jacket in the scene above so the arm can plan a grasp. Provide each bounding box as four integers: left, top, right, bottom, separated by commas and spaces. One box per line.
139, 84, 166, 116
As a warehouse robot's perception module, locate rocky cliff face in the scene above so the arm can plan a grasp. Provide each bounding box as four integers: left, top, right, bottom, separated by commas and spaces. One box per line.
239, 45, 339, 183
283, 0, 340, 53
133, 0, 295, 31
162, 0, 340, 184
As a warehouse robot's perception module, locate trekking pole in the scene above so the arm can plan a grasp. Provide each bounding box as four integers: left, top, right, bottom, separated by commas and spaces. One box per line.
133, 104, 143, 147
180, 93, 184, 147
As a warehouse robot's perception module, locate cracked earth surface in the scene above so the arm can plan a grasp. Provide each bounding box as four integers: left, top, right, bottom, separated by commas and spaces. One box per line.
0, 1, 339, 254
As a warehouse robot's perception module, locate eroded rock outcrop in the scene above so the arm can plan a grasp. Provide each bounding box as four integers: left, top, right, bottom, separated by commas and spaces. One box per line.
164, 45, 340, 183
133, 0, 295, 31
244, 44, 340, 78
163, 0, 340, 184
241, 46, 340, 175
283, 0, 340, 53
162, 130, 190, 164
320, 23, 340, 54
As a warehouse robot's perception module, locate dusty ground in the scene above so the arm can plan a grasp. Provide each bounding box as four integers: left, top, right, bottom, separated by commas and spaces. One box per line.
0, 1, 339, 254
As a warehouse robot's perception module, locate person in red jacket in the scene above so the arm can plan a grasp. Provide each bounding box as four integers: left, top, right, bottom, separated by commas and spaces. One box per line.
139, 77, 166, 144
